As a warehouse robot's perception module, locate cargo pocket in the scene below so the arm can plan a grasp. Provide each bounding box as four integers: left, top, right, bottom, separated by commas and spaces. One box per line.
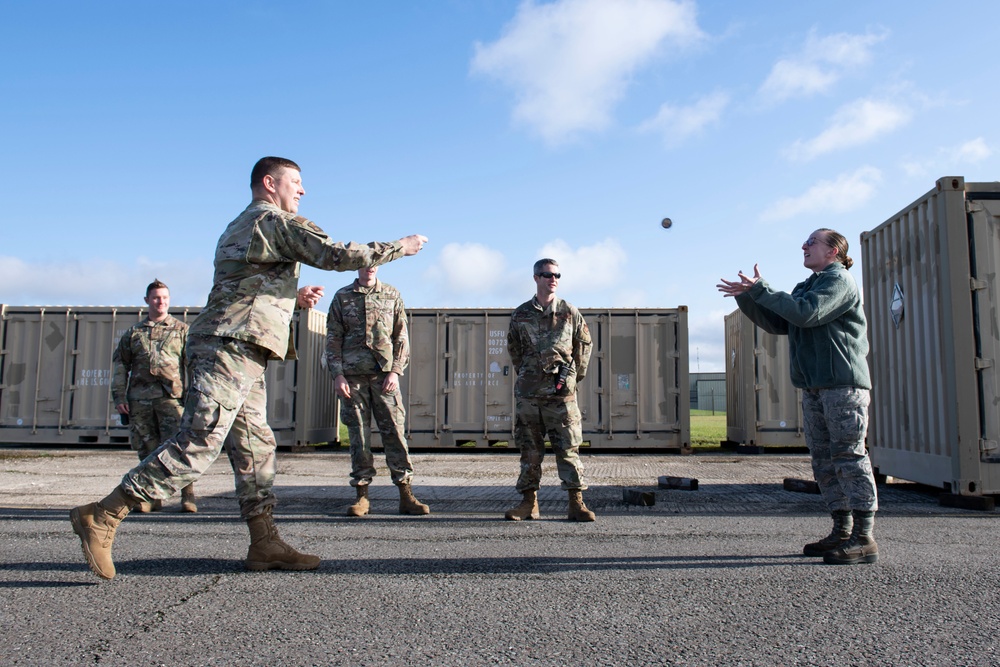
188, 372, 241, 432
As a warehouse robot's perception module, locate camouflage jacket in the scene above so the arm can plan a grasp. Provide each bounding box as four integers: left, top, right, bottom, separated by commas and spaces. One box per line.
326, 279, 409, 378
111, 315, 188, 403
508, 296, 592, 400
189, 199, 405, 360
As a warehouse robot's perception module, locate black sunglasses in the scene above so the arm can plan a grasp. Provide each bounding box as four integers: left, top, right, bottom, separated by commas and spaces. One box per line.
535, 271, 561, 279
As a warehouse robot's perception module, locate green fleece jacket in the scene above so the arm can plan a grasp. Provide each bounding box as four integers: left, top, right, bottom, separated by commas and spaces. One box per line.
734, 263, 871, 390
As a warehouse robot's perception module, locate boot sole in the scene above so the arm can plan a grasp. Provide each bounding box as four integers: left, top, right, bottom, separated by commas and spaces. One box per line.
504, 513, 541, 521
803, 545, 841, 557
245, 560, 320, 572
69, 508, 114, 580
823, 553, 879, 565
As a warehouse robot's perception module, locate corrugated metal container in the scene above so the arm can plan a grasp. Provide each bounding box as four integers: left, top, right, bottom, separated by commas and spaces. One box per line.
399, 307, 690, 451
0, 305, 335, 448
861, 176, 1000, 495
724, 309, 804, 447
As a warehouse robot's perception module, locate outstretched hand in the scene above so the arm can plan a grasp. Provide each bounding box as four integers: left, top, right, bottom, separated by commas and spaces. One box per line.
400, 234, 429, 256
297, 285, 325, 309
716, 264, 761, 297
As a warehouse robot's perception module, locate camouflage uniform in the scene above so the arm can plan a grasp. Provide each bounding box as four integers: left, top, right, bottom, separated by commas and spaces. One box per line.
111, 315, 188, 460
507, 296, 592, 492
803, 387, 878, 512
121, 199, 406, 519
326, 279, 413, 486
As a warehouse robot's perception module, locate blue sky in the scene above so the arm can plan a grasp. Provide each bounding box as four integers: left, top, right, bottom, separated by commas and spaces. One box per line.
3, 0, 998, 372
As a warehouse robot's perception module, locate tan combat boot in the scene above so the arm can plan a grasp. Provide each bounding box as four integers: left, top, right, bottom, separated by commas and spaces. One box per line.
504, 490, 540, 521
69, 485, 139, 580
397, 482, 430, 515
136, 500, 154, 513
245, 509, 321, 572
181, 483, 198, 513
567, 489, 596, 522
347, 485, 370, 517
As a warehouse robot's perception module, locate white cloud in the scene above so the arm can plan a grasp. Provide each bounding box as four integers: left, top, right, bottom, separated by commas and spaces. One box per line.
471, 0, 705, 145
902, 137, 993, 178
0, 256, 211, 307
759, 29, 887, 103
537, 237, 629, 291
638, 91, 729, 146
785, 98, 911, 161
422, 242, 510, 297
951, 137, 993, 163
759, 166, 882, 222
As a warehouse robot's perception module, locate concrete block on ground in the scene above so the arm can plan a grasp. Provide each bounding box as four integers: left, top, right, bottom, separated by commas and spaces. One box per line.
783, 478, 820, 494
658, 476, 698, 491
622, 488, 656, 506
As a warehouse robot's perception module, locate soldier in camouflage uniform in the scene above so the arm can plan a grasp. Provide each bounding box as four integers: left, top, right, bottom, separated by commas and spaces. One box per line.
70, 156, 429, 580
326, 265, 429, 517
111, 279, 196, 513
719, 228, 879, 565
505, 259, 595, 522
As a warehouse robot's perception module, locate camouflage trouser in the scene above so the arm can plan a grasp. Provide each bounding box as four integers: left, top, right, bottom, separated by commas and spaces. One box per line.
122, 335, 278, 519
802, 387, 879, 512
127, 395, 183, 460
513, 397, 587, 492
340, 373, 413, 486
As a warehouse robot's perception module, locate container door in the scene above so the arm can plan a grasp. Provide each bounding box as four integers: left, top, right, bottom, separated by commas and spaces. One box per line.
67, 310, 126, 428
968, 195, 1000, 484
724, 310, 752, 444
753, 326, 804, 445
441, 310, 516, 445
400, 311, 445, 442
0, 308, 72, 432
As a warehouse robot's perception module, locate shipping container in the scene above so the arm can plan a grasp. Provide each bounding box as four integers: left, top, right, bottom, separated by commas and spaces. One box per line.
0, 305, 334, 448
398, 307, 690, 451
723, 309, 805, 448
861, 176, 1000, 495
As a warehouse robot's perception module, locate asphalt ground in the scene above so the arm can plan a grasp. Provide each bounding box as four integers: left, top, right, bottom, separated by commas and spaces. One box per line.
1, 447, 999, 666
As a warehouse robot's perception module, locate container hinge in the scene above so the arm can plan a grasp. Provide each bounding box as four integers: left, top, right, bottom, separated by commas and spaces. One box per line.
970, 278, 988, 291
974, 357, 993, 370
980, 438, 999, 457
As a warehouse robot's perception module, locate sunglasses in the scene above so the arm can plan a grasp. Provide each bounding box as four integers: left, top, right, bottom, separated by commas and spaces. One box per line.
535, 271, 561, 279
804, 237, 830, 247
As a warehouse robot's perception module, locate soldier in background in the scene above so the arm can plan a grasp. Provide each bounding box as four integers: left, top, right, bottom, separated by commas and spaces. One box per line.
505, 258, 595, 522
70, 156, 429, 580
326, 265, 429, 517
111, 279, 196, 513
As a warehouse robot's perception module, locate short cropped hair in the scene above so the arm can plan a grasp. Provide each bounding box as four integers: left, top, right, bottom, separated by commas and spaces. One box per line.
250, 156, 301, 189
533, 258, 558, 275
145, 279, 169, 297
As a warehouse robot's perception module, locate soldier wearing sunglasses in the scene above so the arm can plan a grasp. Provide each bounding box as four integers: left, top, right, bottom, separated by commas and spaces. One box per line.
505, 258, 595, 522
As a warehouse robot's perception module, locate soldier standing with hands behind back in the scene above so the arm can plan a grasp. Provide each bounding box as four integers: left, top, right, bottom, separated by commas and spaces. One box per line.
111, 279, 196, 513
505, 258, 595, 522
326, 265, 429, 517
